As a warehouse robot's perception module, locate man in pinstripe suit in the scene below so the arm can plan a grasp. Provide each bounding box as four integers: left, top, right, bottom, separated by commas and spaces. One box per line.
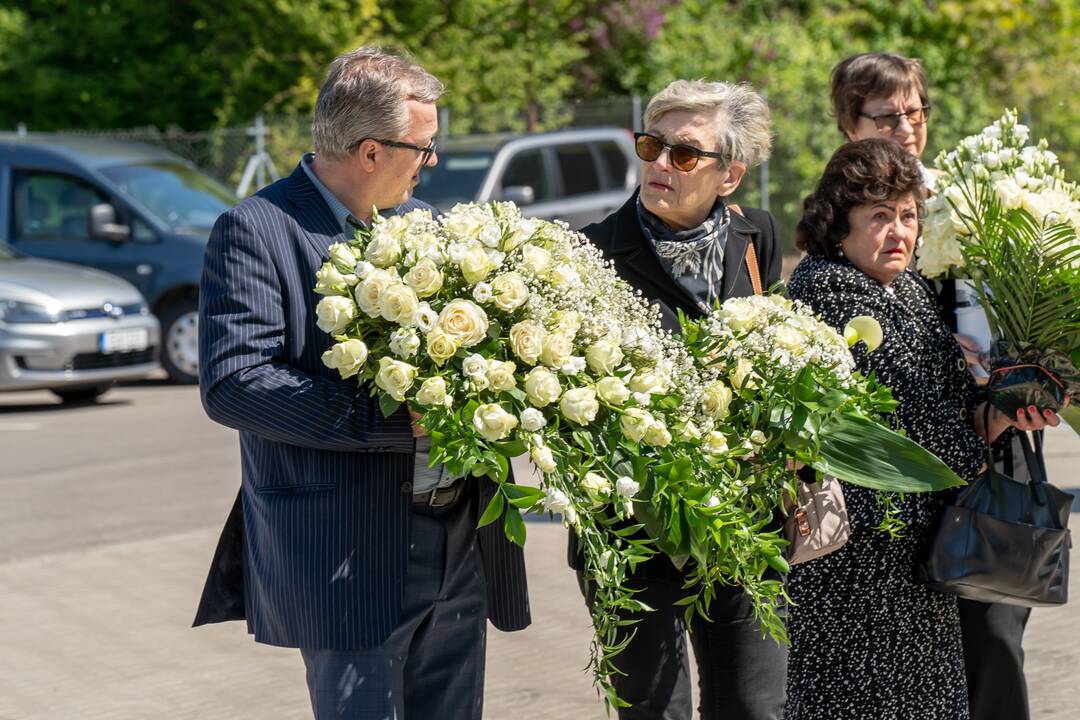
193, 47, 530, 719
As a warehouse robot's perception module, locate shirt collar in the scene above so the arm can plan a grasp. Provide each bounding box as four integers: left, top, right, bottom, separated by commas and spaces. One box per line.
301, 153, 365, 233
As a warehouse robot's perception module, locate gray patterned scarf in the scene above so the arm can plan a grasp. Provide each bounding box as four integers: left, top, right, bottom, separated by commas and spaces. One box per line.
637, 197, 731, 311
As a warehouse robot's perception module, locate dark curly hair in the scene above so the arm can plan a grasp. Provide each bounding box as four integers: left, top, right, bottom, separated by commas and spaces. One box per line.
795, 138, 926, 258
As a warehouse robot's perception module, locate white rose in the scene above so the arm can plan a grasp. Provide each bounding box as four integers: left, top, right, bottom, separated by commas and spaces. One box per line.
472, 403, 519, 442
560, 356, 587, 376
320, 339, 368, 379
701, 381, 734, 419
353, 260, 376, 279
415, 376, 448, 407
551, 310, 582, 336
425, 327, 460, 365
531, 443, 557, 473
486, 359, 518, 392
542, 487, 570, 513
472, 282, 494, 304
585, 336, 624, 375
315, 295, 357, 334
415, 302, 438, 333
506, 218, 537, 250
720, 299, 762, 332
749, 429, 767, 447
519, 407, 547, 431
524, 366, 562, 407
389, 328, 421, 358
581, 472, 612, 497
328, 242, 361, 274
364, 230, 403, 267
1022, 191, 1052, 222
730, 358, 758, 390
615, 476, 640, 498
402, 259, 443, 298
509, 321, 547, 364
619, 408, 653, 442
491, 273, 530, 312
540, 332, 575, 368
596, 376, 630, 405
521, 244, 553, 275
703, 431, 729, 455
559, 387, 599, 425
460, 246, 497, 284
678, 421, 702, 442
314, 263, 357, 295
644, 420, 672, 447
550, 263, 580, 286
479, 223, 502, 248
374, 356, 418, 401
629, 369, 665, 395
462, 353, 489, 380
772, 324, 804, 352
355, 268, 399, 317
438, 299, 490, 347
378, 283, 420, 326
447, 242, 469, 264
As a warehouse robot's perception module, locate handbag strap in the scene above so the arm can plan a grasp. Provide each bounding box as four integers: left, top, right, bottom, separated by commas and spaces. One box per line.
1018, 429, 1049, 486
728, 203, 763, 296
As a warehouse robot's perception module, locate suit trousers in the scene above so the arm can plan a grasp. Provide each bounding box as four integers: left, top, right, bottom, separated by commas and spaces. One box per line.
301, 489, 487, 719
578, 568, 787, 720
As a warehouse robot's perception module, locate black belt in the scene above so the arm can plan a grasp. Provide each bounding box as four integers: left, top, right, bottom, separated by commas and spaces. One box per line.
412, 481, 466, 509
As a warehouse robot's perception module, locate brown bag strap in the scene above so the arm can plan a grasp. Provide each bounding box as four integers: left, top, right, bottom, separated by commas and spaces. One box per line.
727, 203, 763, 296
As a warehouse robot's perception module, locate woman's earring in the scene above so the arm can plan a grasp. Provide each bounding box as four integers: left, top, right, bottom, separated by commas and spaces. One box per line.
837, 244, 844, 258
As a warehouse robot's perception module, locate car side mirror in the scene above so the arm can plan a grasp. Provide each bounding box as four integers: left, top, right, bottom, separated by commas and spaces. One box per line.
89, 203, 131, 242
499, 185, 536, 206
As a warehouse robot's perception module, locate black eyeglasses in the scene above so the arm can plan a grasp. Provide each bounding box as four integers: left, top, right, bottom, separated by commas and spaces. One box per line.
859, 105, 931, 132
356, 137, 437, 164
634, 132, 726, 172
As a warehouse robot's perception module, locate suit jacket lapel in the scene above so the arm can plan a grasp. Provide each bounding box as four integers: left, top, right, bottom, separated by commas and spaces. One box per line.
282, 165, 350, 259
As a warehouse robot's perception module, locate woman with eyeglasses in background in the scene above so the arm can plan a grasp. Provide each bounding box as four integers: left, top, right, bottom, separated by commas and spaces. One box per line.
568, 79, 785, 720
824, 52, 1038, 720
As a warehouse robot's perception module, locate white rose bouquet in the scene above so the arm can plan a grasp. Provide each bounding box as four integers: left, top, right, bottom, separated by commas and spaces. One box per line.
919, 110, 1080, 431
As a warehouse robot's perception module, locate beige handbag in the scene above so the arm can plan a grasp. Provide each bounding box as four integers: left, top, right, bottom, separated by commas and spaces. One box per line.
784, 473, 851, 565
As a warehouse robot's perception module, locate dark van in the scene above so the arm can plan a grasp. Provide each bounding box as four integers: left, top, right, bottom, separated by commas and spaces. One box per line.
0, 134, 237, 383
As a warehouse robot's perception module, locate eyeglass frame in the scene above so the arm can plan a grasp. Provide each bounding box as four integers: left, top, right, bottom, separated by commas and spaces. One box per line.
353, 137, 437, 165
633, 132, 728, 172
858, 104, 932, 132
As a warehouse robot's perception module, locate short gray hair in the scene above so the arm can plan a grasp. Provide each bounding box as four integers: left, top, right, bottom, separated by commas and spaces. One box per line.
644, 80, 772, 168
312, 46, 445, 160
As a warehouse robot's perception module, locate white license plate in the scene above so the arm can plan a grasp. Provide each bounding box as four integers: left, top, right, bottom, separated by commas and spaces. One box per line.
99, 328, 149, 353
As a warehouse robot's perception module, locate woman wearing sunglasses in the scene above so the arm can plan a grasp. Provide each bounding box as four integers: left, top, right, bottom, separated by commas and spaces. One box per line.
569, 79, 785, 720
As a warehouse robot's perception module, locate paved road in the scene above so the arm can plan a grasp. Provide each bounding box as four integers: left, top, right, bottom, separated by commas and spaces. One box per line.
2, 380, 1079, 718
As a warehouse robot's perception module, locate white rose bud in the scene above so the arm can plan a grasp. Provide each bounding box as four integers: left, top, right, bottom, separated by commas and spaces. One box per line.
374, 356, 418, 402
315, 295, 357, 334
425, 327, 460, 366
678, 421, 702, 442
581, 472, 612, 497
531, 443, 557, 473
320, 339, 368, 379
702, 431, 729, 455
461, 353, 489, 380
644, 420, 672, 447
486, 359, 518, 392
519, 407, 547, 432
378, 283, 420, 326
619, 407, 653, 442
559, 386, 600, 425
328, 242, 361, 274
701, 381, 734, 420
364, 230, 402, 267
585, 336, 624, 375
540, 332, 574, 368
491, 272, 530, 312
460, 246, 497, 284
389, 328, 421, 358
629, 369, 664, 395
524, 366, 562, 407
615, 476, 640, 498
472, 403, 519, 442
402, 258, 443, 298
509, 321, 546, 365
542, 487, 570, 513
355, 268, 399, 317
415, 376, 448, 407
314, 263, 356, 296
521, 244, 553, 276
596, 376, 630, 405
749, 429, 767, 447
438, 299, 490, 347
472, 282, 494, 304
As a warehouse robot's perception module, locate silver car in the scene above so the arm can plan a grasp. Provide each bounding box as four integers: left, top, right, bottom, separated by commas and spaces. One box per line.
0, 241, 160, 402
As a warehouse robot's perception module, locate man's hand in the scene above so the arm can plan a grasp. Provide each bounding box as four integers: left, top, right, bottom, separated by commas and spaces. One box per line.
409, 410, 428, 439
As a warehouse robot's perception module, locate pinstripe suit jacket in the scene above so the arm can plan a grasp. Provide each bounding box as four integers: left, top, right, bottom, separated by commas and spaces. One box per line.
194, 166, 530, 649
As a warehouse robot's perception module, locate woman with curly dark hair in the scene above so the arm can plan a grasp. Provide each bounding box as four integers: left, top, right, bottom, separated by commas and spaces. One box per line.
781, 139, 1060, 720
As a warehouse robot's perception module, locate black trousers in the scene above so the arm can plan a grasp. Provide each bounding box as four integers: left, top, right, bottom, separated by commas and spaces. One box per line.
577, 566, 787, 720
958, 599, 1031, 720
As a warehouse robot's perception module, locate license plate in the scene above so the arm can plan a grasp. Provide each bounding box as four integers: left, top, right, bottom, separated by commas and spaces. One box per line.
99, 328, 149, 353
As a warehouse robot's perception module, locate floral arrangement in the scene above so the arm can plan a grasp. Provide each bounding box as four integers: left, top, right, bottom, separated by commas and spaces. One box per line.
918, 110, 1080, 430
313, 202, 964, 706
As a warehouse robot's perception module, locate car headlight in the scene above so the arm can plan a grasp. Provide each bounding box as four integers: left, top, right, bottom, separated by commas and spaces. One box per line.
0, 300, 67, 323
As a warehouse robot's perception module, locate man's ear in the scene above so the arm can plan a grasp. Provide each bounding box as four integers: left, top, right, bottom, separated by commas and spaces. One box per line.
717, 162, 747, 198
355, 140, 379, 173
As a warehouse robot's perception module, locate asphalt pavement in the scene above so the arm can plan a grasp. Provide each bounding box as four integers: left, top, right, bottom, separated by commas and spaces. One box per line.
2, 379, 1079, 719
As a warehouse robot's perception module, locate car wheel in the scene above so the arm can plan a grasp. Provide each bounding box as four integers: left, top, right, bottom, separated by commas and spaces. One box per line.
52, 384, 111, 404
161, 297, 199, 384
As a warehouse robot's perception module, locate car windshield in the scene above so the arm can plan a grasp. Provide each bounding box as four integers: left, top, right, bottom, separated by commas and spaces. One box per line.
415, 151, 494, 209
99, 161, 235, 230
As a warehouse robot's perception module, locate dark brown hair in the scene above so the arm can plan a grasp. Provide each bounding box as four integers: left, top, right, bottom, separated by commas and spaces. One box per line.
795, 138, 926, 257
830, 52, 929, 136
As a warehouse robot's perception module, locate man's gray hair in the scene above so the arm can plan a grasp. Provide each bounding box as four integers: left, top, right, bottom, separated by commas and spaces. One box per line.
644, 80, 772, 168
312, 47, 445, 160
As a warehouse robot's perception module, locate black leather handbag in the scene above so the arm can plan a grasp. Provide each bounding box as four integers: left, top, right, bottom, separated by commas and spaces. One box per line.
920, 422, 1072, 607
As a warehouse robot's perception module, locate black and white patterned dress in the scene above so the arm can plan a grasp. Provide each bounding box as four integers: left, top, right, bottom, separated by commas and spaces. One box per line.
783, 255, 987, 720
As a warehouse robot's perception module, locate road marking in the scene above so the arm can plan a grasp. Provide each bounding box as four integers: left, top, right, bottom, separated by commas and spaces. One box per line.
0, 422, 40, 431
